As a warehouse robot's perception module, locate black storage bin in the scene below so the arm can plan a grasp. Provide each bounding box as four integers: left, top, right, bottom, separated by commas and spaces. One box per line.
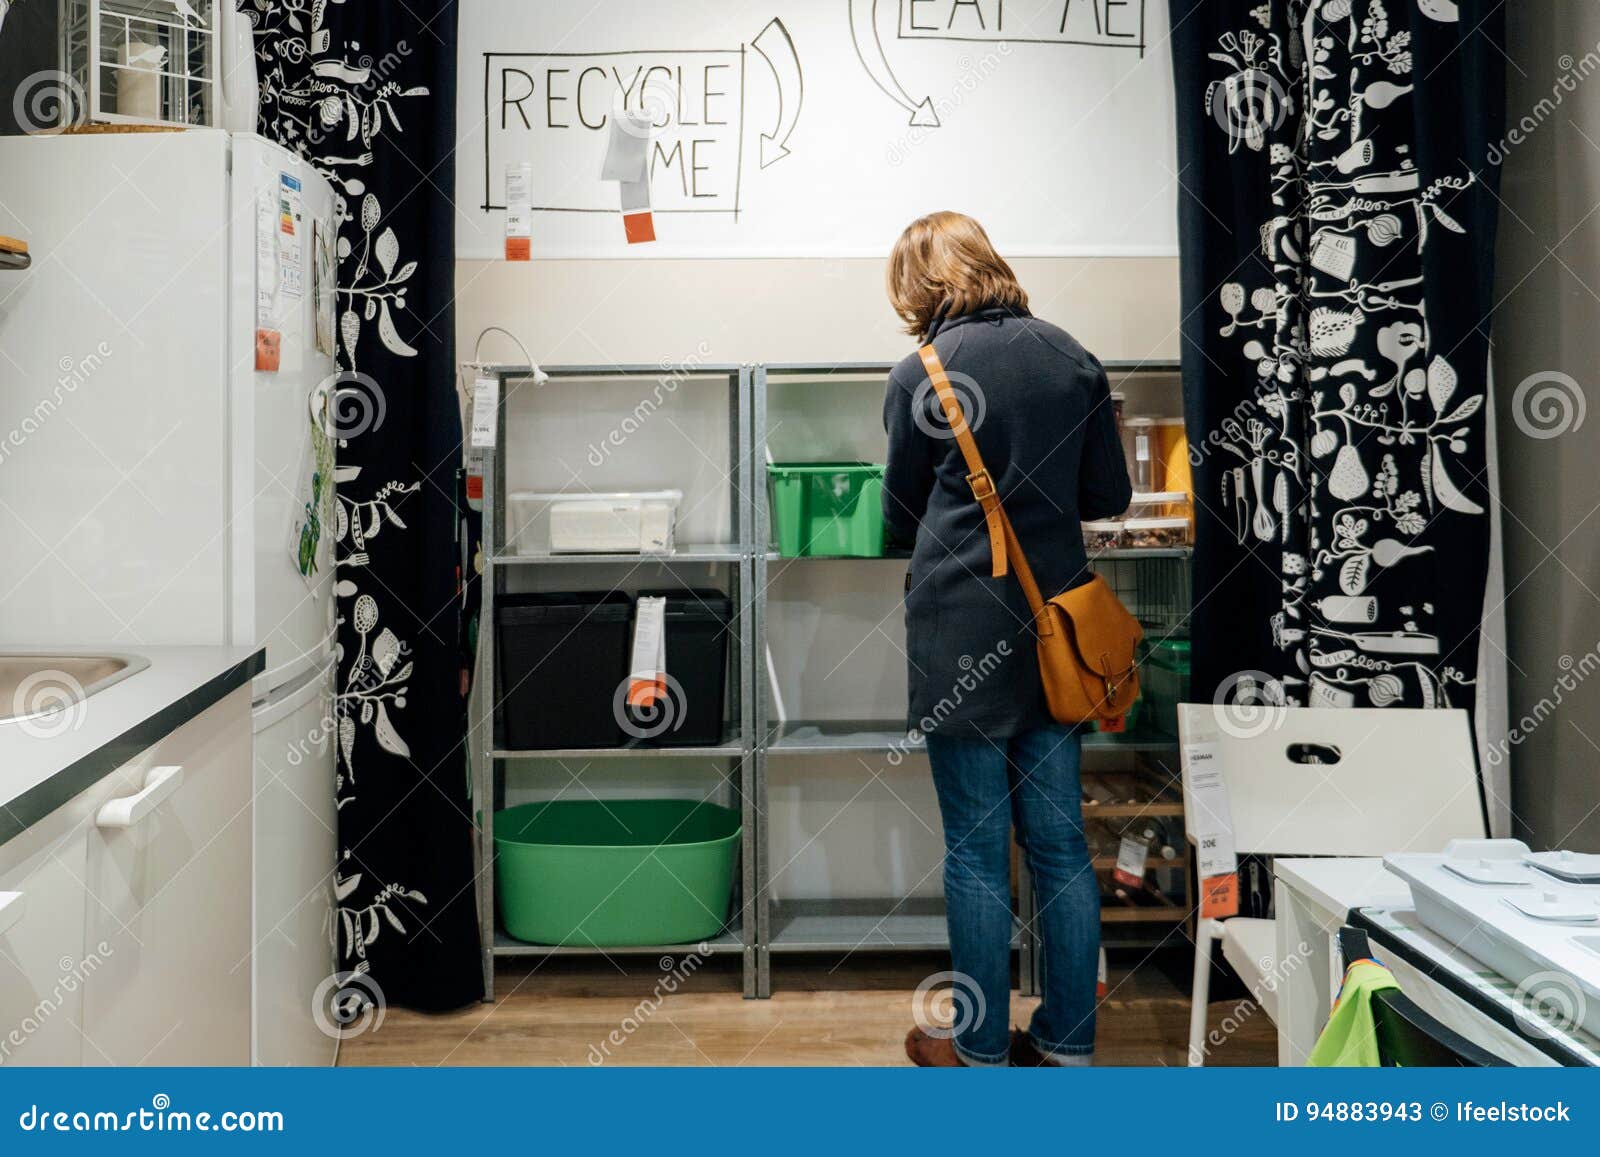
633, 589, 732, 747
497, 592, 632, 750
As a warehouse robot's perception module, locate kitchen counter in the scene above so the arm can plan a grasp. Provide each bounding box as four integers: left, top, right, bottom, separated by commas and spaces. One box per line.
0, 645, 264, 848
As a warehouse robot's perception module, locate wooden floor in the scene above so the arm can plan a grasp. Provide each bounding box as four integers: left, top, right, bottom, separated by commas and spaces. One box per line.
339, 951, 1278, 1067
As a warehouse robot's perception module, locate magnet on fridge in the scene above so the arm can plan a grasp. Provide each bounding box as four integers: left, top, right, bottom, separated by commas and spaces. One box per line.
255, 328, 282, 372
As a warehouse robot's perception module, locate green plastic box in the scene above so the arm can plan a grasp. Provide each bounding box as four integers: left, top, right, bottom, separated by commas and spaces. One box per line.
768, 462, 886, 557
495, 799, 740, 947
1139, 638, 1191, 737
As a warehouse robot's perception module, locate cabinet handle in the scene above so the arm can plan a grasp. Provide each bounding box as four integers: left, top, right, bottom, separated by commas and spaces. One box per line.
0, 891, 23, 936
95, 765, 184, 830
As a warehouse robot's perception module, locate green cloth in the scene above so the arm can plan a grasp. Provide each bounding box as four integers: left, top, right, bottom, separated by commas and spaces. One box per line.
1309, 959, 1402, 1067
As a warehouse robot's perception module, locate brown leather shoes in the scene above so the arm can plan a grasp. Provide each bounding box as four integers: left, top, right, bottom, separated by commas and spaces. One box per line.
1008, 1029, 1047, 1066
904, 1026, 967, 1066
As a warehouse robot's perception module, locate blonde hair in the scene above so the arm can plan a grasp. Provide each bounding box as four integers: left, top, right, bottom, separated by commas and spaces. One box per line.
886, 211, 1029, 337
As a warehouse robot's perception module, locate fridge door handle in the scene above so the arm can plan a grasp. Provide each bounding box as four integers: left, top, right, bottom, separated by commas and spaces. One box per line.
95, 765, 185, 830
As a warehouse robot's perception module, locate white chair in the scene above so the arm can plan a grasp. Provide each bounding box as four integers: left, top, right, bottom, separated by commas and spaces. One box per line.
1176, 704, 1487, 1066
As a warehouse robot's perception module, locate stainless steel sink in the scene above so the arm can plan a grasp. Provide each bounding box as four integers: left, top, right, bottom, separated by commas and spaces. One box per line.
0, 653, 150, 726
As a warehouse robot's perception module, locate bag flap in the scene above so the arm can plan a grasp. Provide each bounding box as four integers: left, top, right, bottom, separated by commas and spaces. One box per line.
1050, 576, 1143, 677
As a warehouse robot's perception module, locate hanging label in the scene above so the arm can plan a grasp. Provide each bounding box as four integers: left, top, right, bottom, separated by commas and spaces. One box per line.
1113, 834, 1151, 889
620, 178, 655, 245
1182, 738, 1240, 918
1096, 947, 1109, 1000
601, 115, 651, 182
505, 162, 532, 261
603, 114, 656, 245
627, 597, 668, 709
470, 376, 499, 449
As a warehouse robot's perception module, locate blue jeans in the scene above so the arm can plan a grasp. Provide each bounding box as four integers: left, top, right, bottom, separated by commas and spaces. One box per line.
924, 724, 1099, 1065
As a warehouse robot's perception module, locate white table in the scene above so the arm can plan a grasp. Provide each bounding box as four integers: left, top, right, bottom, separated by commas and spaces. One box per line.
1273, 857, 1412, 1066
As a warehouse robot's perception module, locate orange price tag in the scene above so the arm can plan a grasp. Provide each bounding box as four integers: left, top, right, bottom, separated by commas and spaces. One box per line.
1200, 873, 1240, 919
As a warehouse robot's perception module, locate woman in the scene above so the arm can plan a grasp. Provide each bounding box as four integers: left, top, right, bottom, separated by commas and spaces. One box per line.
883, 211, 1131, 1067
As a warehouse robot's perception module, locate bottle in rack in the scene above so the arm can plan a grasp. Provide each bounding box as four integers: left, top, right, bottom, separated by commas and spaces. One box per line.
1127, 819, 1179, 861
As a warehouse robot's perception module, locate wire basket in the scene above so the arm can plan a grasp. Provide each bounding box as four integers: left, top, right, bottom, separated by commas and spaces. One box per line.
1091, 554, 1191, 641
62, 0, 217, 129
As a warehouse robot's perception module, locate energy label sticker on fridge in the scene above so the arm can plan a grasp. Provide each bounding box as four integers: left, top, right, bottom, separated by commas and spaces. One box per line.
255, 192, 278, 327
278, 172, 305, 300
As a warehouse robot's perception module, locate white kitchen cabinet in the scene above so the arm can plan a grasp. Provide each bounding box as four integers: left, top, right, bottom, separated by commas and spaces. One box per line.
0, 786, 104, 1067
80, 686, 254, 1065
251, 661, 339, 1067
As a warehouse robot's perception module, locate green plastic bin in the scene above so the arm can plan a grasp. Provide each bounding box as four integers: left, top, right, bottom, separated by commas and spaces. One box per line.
768, 462, 886, 557
1139, 638, 1191, 737
495, 799, 741, 946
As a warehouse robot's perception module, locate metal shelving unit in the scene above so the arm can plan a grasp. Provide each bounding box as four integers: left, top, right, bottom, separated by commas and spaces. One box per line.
473, 364, 759, 1000
472, 358, 1192, 1004
751, 360, 1192, 998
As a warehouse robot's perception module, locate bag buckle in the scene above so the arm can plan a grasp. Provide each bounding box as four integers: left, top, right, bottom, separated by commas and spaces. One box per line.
967, 469, 996, 503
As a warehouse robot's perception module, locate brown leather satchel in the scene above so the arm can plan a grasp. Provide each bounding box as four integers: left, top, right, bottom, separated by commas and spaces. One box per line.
918, 344, 1143, 725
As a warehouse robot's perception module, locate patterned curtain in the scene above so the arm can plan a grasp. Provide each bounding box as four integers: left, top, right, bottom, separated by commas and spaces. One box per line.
245, 0, 480, 1010
1171, 2, 1504, 748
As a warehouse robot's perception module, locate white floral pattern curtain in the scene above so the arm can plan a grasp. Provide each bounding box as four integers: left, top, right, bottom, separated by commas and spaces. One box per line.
1171, 1, 1504, 752
245, 0, 480, 1009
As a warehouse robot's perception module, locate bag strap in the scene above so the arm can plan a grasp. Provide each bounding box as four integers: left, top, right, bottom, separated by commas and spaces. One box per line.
917, 344, 1055, 637
919, 345, 1007, 579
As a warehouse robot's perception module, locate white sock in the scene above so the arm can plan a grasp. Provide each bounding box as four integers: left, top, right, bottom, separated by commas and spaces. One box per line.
1044, 1052, 1093, 1067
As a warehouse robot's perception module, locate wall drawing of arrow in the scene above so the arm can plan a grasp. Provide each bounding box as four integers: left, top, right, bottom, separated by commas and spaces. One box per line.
752, 17, 802, 168
848, 0, 939, 127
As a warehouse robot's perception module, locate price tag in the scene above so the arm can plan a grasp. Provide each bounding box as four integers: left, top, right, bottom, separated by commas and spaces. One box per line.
470, 377, 499, 449
627, 596, 668, 709
1113, 834, 1150, 888
1182, 738, 1240, 919
505, 162, 532, 262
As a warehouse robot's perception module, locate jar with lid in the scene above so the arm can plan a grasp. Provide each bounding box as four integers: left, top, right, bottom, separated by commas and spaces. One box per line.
1122, 417, 1157, 493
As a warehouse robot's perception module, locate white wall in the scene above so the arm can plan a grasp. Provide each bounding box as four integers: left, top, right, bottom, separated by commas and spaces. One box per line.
1492, 6, 1600, 852
456, 256, 1181, 365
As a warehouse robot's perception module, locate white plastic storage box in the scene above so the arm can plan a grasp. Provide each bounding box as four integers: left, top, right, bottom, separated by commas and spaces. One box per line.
1385, 841, 1600, 1040
508, 490, 683, 555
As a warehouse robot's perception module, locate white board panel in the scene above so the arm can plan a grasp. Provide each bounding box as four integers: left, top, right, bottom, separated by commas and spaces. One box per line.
456, 0, 1178, 258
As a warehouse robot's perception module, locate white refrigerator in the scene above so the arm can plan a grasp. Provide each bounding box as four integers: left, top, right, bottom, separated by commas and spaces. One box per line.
0, 130, 341, 1066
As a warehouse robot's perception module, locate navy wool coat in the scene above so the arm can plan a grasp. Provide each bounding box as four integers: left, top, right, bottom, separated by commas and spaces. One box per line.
883, 307, 1132, 738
